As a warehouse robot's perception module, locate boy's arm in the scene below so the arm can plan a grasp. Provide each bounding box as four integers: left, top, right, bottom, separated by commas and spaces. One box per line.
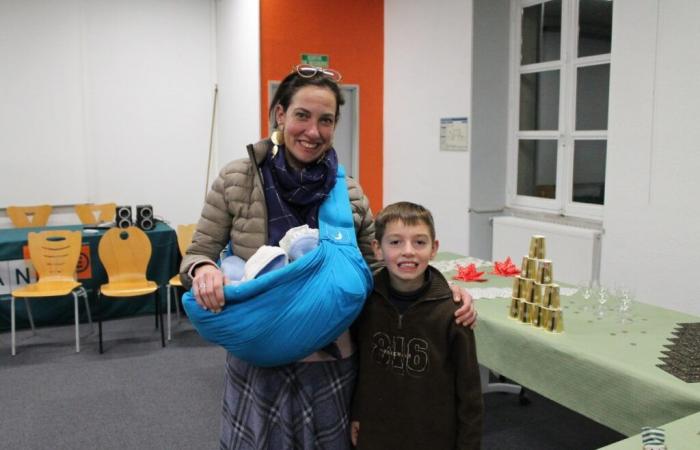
453, 326, 484, 450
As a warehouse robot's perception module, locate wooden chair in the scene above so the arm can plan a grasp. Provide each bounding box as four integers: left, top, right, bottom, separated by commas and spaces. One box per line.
75, 203, 117, 225
97, 226, 164, 353
6, 205, 53, 228
10, 230, 92, 355
166, 224, 197, 340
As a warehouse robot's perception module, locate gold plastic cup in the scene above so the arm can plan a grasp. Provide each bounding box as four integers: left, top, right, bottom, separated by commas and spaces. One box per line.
509, 297, 521, 319
527, 258, 538, 280
540, 307, 552, 327
537, 260, 553, 284
511, 277, 522, 298
518, 277, 528, 301
543, 284, 560, 308
542, 285, 553, 307
521, 256, 530, 277
518, 301, 533, 323
533, 282, 543, 304
553, 310, 564, 333
530, 303, 543, 327
529, 235, 546, 259
522, 279, 535, 302
544, 308, 564, 333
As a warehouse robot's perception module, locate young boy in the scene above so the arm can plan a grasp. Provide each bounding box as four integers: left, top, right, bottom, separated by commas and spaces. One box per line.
350, 202, 483, 450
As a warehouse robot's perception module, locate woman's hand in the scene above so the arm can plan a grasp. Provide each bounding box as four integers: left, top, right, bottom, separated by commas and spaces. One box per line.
450, 284, 478, 329
193, 264, 227, 313
350, 421, 360, 447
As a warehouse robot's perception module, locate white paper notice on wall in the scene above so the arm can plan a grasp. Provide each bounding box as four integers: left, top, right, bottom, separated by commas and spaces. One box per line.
440, 117, 469, 152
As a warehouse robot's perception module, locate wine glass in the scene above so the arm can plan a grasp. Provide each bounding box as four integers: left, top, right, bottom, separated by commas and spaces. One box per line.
595, 284, 609, 318
615, 283, 634, 324
578, 280, 595, 312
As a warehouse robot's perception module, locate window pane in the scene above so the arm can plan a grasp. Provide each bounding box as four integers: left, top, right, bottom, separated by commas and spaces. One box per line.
576, 63, 610, 130
578, 0, 613, 58
517, 139, 558, 199
573, 140, 606, 204
521, 0, 562, 65
520, 70, 560, 130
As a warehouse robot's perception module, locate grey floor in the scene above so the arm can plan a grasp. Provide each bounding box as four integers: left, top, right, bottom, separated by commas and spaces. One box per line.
0, 315, 624, 450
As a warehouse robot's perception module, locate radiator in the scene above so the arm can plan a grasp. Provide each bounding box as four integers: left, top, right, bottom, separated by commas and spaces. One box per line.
491, 216, 602, 285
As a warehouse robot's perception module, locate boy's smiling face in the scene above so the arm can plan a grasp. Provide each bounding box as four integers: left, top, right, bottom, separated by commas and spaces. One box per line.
373, 220, 439, 292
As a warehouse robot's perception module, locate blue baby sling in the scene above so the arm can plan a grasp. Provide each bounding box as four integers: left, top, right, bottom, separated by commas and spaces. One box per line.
182, 165, 373, 367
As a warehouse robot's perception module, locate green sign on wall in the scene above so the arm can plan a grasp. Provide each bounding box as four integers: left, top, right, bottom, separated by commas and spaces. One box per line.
301, 53, 329, 67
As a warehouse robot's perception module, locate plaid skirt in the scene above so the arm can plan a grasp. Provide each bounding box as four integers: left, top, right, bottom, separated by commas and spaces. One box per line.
219, 352, 357, 450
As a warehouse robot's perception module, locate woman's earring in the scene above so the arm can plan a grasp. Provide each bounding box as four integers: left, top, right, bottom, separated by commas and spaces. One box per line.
271, 128, 284, 157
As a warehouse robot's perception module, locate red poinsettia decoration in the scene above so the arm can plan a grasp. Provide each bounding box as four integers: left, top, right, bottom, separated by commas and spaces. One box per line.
490, 257, 521, 277
453, 263, 487, 282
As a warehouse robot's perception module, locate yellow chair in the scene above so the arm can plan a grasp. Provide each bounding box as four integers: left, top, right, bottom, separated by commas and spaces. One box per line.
75, 203, 117, 225
10, 230, 92, 355
97, 226, 164, 353
166, 224, 197, 340
7, 205, 53, 228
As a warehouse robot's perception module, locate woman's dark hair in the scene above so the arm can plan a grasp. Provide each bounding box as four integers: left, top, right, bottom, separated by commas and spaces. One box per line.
268, 70, 345, 129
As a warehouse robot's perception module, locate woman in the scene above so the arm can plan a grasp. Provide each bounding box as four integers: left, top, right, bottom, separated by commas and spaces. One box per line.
180, 65, 477, 449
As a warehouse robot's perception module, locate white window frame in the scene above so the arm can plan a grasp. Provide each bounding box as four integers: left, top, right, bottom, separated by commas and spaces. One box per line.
506, 0, 611, 220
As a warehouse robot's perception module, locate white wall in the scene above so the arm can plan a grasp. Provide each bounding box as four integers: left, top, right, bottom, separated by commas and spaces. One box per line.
214, 0, 260, 171
602, 0, 700, 315
85, 0, 216, 228
0, 0, 218, 228
384, 0, 473, 255
469, 0, 510, 260
0, 0, 89, 208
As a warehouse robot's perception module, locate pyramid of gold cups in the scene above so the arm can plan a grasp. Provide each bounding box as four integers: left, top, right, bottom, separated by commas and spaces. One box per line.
508, 235, 564, 333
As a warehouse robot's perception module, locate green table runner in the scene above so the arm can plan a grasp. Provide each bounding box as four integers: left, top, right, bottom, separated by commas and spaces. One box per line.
436, 252, 700, 437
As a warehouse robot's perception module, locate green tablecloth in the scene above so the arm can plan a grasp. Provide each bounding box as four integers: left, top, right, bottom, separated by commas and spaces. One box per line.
598, 411, 700, 450
0, 223, 178, 331
436, 252, 700, 437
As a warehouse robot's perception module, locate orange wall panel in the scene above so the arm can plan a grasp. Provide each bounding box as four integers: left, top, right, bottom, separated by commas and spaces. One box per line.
260, 0, 383, 209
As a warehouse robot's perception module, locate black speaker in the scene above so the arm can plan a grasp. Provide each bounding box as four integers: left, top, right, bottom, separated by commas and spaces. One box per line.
115, 205, 132, 228
136, 204, 155, 231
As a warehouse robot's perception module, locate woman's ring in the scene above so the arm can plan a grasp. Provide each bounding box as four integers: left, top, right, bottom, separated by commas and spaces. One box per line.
199, 282, 206, 291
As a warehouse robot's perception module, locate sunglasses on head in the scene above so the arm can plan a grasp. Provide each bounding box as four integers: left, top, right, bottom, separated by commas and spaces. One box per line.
294, 64, 342, 82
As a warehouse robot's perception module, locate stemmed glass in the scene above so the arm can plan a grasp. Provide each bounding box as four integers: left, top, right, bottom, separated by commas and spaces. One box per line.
579, 280, 595, 312
594, 284, 609, 318
615, 284, 634, 324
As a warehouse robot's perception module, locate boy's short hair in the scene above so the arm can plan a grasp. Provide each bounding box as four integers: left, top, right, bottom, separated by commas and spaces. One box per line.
374, 201, 436, 243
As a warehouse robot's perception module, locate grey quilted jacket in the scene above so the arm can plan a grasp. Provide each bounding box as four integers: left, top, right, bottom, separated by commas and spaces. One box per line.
180, 138, 378, 288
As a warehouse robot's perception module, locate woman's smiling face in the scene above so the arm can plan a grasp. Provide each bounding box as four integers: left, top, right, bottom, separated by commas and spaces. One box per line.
275, 85, 337, 168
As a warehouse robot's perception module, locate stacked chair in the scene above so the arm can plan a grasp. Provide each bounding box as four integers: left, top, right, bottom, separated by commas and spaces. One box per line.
74, 203, 117, 225
6, 204, 53, 228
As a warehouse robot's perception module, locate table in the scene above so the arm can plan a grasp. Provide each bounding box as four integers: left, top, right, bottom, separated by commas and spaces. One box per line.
0, 223, 178, 331
435, 252, 700, 437
598, 411, 700, 450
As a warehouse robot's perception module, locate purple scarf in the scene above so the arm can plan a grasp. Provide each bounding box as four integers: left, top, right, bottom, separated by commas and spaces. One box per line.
260, 145, 338, 246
